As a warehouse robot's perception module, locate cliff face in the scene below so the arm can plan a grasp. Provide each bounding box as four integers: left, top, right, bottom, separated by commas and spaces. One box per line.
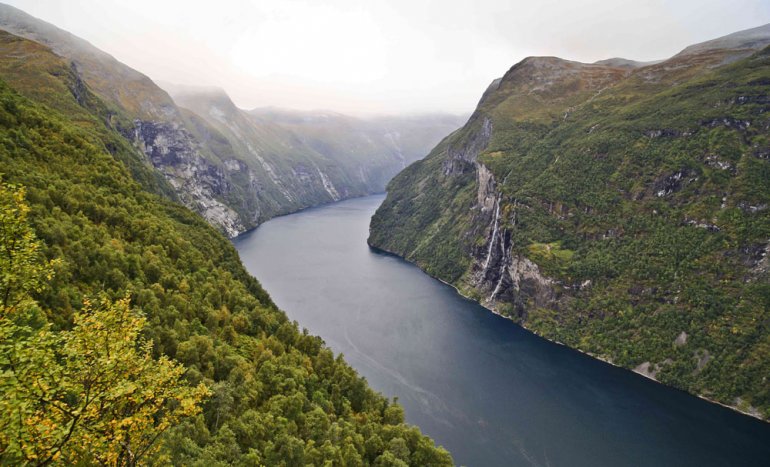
168, 88, 466, 232
0, 4, 465, 237
129, 120, 245, 236
370, 26, 770, 418
0, 26, 453, 464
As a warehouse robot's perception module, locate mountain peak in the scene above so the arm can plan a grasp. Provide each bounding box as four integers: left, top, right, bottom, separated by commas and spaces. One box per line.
0, 2, 176, 119
593, 57, 661, 68
675, 22, 770, 57
157, 81, 228, 100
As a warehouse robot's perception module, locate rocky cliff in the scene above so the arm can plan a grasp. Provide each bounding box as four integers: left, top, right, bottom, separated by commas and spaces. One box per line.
0, 23, 453, 462
167, 87, 466, 231
370, 24, 770, 419
0, 4, 464, 237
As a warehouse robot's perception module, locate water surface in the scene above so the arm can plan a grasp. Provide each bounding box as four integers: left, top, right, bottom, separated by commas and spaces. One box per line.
234, 194, 770, 467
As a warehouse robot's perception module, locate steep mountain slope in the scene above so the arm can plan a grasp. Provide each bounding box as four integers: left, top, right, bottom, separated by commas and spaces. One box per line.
370, 26, 770, 418
247, 107, 466, 173
0, 28, 452, 465
167, 87, 465, 225
0, 3, 463, 236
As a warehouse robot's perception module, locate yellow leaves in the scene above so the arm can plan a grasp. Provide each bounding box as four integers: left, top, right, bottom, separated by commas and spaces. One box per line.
0, 185, 210, 464
109, 237, 124, 253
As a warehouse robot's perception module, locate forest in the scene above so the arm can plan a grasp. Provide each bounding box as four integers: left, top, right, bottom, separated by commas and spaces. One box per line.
0, 74, 452, 465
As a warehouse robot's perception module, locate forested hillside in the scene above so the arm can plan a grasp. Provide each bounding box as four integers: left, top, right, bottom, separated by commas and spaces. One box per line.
0, 30, 451, 466
0, 3, 463, 237
370, 26, 770, 419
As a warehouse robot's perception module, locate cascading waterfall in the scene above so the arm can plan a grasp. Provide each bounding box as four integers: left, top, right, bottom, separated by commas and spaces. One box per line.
488, 230, 509, 302
488, 199, 517, 303
482, 195, 501, 272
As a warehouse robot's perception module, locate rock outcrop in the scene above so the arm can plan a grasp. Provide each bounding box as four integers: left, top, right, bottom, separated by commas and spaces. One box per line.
369, 24, 770, 419
0, 4, 466, 237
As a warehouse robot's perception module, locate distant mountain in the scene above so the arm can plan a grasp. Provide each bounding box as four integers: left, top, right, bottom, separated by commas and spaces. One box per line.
676, 23, 770, 57
0, 25, 453, 467
593, 57, 662, 68
369, 23, 770, 419
166, 85, 466, 225
0, 3, 464, 236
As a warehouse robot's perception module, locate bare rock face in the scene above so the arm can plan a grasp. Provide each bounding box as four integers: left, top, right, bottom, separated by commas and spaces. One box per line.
442, 116, 492, 175
131, 120, 244, 237
466, 163, 557, 319
674, 331, 688, 347
0, 3, 468, 238
476, 163, 497, 212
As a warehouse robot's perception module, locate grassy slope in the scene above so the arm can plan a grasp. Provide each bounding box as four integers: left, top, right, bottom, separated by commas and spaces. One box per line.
0, 32, 452, 465
371, 47, 770, 417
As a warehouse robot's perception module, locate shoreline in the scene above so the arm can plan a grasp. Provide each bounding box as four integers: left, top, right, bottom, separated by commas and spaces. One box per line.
231, 192, 387, 240
367, 242, 768, 424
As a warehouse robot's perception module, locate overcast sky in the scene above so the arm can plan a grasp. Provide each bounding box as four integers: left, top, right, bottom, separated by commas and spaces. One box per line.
6, 0, 770, 115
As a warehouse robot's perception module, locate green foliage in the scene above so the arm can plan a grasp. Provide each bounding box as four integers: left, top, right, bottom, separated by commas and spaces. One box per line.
0, 183, 58, 312
0, 63, 451, 465
527, 242, 574, 276
0, 182, 209, 465
371, 48, 770, 417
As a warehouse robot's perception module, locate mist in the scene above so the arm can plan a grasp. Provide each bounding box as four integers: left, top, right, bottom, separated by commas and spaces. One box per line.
6, 0, 770, 115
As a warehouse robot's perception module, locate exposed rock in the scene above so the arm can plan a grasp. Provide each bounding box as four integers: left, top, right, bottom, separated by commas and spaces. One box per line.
476, 163, 497, 212
738, 202, 768, 213
693, 349, 712, 375
704, 154, 734, 172
685, 218, 721, 232
634, 362, 658, 380
746, 241, 770, 276
466, 172, 556, 318
674, 331, 688, 347
654, 168, 697, 197
634, 359, 673, 380
442, 116, 492, 175
700, 117, 751, 131
645, 128, 684, 138
130, 120, 244, 237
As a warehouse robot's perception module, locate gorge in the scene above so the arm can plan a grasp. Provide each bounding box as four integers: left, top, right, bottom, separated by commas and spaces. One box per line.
369, 23, 770, 422
235, 195, 770, 467
1, 1, 770, 464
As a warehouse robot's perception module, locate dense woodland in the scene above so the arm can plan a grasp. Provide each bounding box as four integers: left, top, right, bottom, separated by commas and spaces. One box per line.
0, 65, 451, 466
371, 46, 770, 418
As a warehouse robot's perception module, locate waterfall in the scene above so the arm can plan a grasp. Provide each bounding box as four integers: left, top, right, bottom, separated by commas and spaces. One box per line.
488, 231, 508, 302
482, 195, 501, 272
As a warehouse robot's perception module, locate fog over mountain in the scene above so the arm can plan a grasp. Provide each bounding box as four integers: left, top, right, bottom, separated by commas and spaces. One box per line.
4, 0, 770, 115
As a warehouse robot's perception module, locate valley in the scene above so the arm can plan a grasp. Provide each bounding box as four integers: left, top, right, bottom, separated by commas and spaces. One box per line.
1, 1, 769, 465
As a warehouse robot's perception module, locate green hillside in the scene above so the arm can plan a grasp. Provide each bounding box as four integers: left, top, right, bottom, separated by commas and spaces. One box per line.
0, 3, 463, 238
370, 31, 770, 418
0, 29, 451, 466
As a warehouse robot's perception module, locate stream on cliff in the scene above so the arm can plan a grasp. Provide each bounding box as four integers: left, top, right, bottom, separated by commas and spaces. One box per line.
233, 194, 770, 467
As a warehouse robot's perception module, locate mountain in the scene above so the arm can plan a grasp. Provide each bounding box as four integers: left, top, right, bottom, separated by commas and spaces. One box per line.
0, 3, 464, 237
593, 57, 662, 68
369, 24, 770, 419
165, 85, 465, 226
0, 24, 452, 467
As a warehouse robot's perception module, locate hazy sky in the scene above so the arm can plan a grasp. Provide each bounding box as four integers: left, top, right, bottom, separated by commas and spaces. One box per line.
6, 0, 770, 115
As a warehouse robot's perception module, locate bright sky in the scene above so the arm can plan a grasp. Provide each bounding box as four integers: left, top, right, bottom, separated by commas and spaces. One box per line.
6, 0, 770, 115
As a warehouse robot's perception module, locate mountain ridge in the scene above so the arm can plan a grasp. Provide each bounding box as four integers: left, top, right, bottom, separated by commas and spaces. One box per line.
0, 2, 464, 237
369, 23, 770, 419
0, 9, 454, 464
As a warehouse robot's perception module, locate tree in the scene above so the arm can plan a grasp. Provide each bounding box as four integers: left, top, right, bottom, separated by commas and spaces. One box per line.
0, 183, 56, 313
0, 182, 209, 465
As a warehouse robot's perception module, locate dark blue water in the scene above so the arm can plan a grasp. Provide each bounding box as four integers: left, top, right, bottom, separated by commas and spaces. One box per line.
233, 194, 770, 467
